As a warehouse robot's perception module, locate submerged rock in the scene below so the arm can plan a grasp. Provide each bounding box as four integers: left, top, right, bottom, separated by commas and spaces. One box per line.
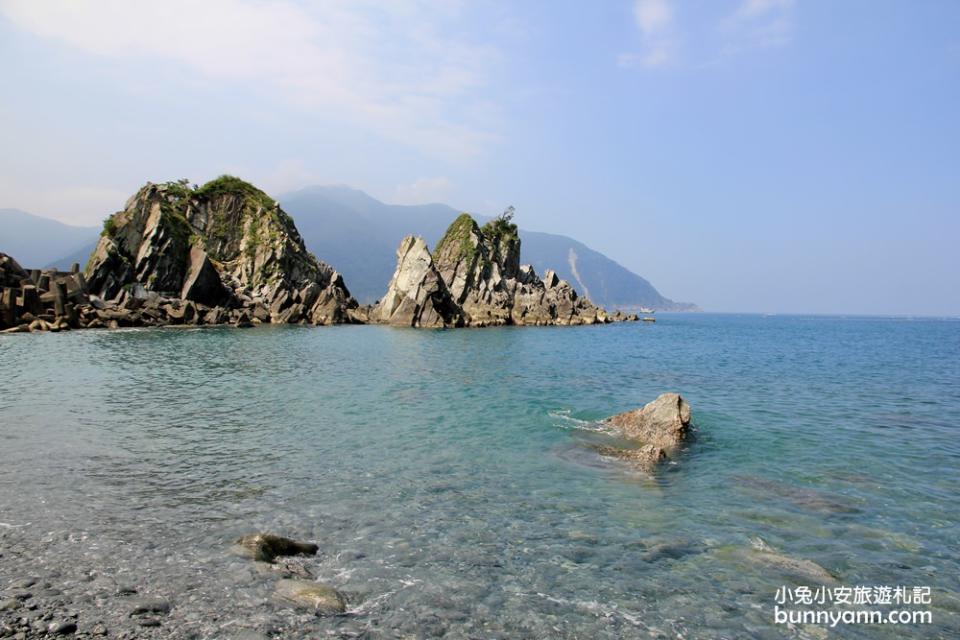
595, 444, 667, 472
232, 534, 319, 563
273, 579, 346, 615
732, 475, 861, 514
749, 550, 838, 584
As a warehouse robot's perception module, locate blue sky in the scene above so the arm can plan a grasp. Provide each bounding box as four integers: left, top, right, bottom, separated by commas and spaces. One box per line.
1, 0, 957, 315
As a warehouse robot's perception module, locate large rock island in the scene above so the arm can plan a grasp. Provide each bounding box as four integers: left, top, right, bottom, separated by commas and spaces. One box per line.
372, 213, 637, 328
85, 177, 363, 326
0, 177, 364, 332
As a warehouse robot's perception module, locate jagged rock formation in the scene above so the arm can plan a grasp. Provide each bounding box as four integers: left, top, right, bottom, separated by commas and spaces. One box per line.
84, 177, 363, 326
371, 236, 463, 328
373, 213, 638, 328
599, 392, 693, 471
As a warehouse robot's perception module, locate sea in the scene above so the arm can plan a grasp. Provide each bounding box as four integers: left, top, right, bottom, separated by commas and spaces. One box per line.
1, 314, 958, 638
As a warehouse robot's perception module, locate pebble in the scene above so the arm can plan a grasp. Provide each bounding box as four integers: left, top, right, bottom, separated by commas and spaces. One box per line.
129, 597, 171, 616
47, 620, 77, 635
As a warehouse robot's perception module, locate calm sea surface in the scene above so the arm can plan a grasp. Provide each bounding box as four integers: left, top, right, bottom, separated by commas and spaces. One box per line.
1, 314, 959, 638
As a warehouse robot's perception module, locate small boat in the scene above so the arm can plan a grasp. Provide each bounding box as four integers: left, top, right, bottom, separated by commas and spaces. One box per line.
642, 316, 656, 323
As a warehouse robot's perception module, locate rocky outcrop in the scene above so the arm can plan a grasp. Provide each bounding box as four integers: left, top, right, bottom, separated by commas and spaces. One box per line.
373, 214, 638, 328
84, 176, 362, 326
599, 393, 692, 471
371, 236, 463, 328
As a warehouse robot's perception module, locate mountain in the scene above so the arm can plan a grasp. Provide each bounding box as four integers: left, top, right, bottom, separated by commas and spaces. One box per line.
5, 187, 696, 310
0, 209, 98, 269
278, 186, 696, 310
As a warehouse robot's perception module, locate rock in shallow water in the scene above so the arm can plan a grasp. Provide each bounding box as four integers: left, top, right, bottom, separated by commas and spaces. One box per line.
273, 579, 346, 615
596, 392, 692, 471
232, 534, 319, 563
604, 392, 691, 449
129, 597, 171, 616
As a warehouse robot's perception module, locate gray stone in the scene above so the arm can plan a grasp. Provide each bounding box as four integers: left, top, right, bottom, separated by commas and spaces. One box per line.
129, 597, 170, 616
232, 534, 318, 563
273, 579, 346, 615
47, 621, 77, 635
604, 392, 691, 451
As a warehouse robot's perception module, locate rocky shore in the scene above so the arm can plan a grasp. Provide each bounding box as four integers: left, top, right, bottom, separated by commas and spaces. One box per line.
1, 178, 640, 334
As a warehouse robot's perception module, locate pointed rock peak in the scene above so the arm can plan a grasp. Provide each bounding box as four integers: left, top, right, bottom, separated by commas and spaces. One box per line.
83, 177, 360, 325
373, 235, 462, 328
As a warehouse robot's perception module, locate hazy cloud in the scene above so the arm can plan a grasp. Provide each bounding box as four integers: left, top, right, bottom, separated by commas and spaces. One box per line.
720, 0, 796, 53
620, 0, 678, 68
0, 0, 501, 158
393, 177, 454, 205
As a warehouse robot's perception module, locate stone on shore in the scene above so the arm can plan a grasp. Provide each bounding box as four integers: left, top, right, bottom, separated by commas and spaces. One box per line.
273, 580, 346, 615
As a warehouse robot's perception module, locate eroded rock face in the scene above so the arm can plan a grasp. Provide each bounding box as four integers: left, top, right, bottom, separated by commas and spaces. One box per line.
374, 214, 636, 328
371, 236, 463, 328
604, 392, 691, 450
85, 177, 360, 325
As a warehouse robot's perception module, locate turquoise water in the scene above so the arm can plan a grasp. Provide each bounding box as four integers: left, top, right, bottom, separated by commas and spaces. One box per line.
1, 314, 958, 638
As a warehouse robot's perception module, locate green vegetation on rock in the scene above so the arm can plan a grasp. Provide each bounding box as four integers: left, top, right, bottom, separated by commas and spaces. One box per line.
434, 213, 480, 263
101, 216, 117, 238
194, 175, 276, 211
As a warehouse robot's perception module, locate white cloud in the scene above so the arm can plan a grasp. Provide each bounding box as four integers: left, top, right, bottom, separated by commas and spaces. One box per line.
620, 0, 678, 69
392, 177, 454, 205
633, 0, 672, 36
721, 0, 796, 52
0, 0, 500, 158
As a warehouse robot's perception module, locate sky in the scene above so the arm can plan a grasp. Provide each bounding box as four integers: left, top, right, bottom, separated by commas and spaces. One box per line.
0, 0, 958, 315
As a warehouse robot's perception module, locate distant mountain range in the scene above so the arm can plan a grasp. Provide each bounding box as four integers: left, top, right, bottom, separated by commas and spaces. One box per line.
0, 188, 696, 311
0, 208, 99, 269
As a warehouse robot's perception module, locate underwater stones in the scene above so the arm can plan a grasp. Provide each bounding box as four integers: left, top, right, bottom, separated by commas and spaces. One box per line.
273, 580, 346, 616
232, 534, 318, 563
596, 444, 667, 472
604, 392, 691, 450
749, 550, 837, 584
